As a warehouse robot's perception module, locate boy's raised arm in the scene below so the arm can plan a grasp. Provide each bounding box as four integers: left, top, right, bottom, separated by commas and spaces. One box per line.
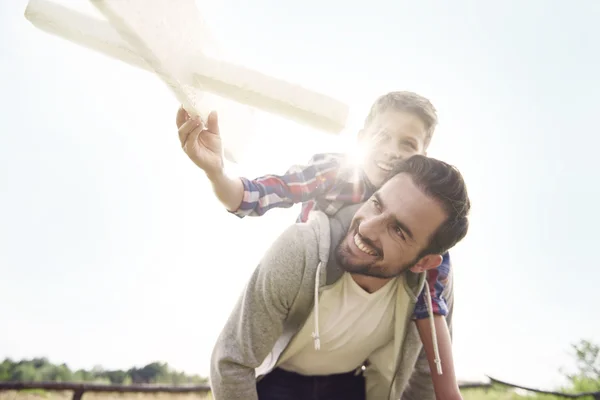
230, 154, 341, 217
176, 107, 341, 217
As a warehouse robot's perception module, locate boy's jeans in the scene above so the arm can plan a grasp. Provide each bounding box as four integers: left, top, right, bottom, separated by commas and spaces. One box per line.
256, 367, 366, 400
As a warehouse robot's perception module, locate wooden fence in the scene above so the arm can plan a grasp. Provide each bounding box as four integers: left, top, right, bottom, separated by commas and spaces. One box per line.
0, 377, 598, 400
0, 381, 210, 400
488, 376, 600, 400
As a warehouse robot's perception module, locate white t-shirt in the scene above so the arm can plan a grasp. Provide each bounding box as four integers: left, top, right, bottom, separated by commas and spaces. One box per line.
278, 272, 400, 376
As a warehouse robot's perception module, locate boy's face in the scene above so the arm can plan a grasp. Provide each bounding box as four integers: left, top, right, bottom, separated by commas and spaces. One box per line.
359, 110, 428, 187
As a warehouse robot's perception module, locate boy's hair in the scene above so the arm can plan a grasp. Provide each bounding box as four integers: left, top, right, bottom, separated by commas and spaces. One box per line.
364, 91, 438, 148
387, 154, 470, 256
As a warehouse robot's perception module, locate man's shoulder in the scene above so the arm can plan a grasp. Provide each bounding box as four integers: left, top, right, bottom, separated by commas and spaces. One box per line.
259, 222, 321, 281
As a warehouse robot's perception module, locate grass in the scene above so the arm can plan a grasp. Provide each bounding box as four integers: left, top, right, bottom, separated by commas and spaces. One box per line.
0, 389, 546, 400
0, 392, 212, 400
0, 387, 587, 400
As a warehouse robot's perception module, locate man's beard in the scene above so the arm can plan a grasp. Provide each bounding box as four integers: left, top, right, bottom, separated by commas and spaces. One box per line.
334, 233, 419, 279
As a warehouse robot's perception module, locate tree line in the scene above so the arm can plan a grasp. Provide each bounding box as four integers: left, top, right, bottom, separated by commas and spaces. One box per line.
0, 339, 598, 398
0, 358, 208, 385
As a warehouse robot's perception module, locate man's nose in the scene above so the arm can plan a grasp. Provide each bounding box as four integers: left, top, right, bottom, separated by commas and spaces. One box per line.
357, 215, 384, 241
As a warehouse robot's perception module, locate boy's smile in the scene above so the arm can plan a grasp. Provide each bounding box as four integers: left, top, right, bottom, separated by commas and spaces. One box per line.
374, 160, 394, 172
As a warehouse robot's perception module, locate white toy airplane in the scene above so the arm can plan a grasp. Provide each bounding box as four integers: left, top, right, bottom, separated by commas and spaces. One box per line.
24, 0, 349, 162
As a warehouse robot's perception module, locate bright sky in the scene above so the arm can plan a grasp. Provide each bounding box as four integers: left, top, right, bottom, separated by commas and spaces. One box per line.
1, 0, 599, 391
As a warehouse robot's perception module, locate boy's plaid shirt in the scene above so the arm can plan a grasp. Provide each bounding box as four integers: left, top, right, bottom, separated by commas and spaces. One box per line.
230, 153, 450, 319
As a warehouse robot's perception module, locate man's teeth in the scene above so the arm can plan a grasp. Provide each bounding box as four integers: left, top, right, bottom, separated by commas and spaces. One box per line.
375, 161, 393, 172
353, 234, 378, 256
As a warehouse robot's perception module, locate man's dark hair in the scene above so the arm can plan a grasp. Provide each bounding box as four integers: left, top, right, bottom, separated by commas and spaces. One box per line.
387, 154, 470, 256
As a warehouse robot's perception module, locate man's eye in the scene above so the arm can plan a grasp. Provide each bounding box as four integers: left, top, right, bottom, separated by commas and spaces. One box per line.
395, 226, 406, 240
372, 198, 381, 210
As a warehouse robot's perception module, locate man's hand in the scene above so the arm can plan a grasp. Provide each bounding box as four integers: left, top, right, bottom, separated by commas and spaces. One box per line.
176, 106, 224, 179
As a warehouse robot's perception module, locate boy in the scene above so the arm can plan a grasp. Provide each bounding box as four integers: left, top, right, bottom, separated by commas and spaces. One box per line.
176, 91, 461, 399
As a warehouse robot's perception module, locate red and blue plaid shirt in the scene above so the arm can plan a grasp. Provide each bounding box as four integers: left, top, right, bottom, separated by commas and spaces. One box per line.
232, 153, 450, 319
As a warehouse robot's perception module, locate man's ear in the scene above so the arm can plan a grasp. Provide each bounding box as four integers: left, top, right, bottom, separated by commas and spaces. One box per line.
409, 254, 443, 274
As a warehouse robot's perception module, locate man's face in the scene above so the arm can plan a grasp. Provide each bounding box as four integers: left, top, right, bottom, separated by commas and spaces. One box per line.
336, 173, 447, 279
359, 110, 428, 187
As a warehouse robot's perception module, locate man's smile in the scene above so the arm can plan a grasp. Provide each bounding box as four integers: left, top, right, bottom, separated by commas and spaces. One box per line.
350, 231, 382, 259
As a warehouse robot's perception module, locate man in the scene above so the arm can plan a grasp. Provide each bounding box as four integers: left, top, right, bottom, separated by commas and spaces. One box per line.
210, 155, 470, 400
177, 94, 458, 388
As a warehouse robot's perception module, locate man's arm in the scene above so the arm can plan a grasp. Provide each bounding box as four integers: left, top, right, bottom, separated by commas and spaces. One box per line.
209, 224, 311, 400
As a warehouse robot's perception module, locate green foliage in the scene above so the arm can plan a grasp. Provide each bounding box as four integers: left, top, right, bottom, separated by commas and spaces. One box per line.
461, 385, 521, 400
565, 339, 600, 393
460, 339, 600, 399
0, 358, 207, 385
